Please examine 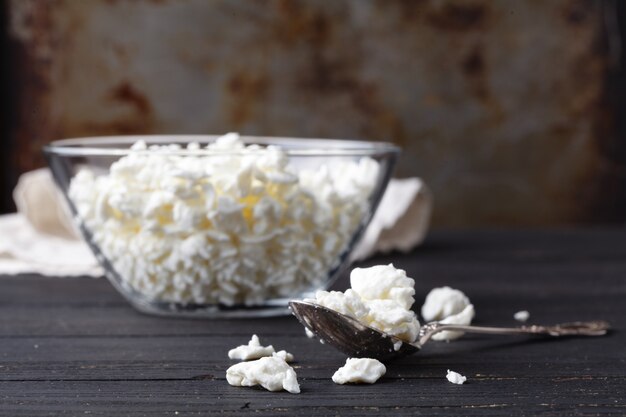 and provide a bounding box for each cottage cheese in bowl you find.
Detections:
[45,134,398,317]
